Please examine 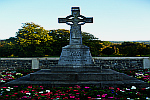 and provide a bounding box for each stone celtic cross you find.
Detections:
[58,7,93,45]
